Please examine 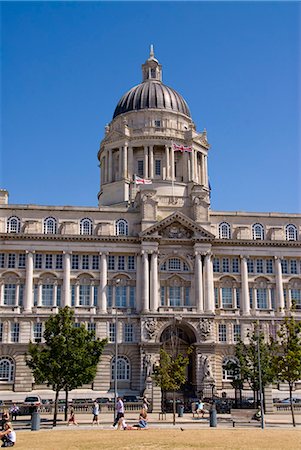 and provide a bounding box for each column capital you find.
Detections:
[26,250,35,255]
[240,255,249,260]
[63,251,72,255]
